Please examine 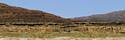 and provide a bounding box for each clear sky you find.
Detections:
[0,0,125,18]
